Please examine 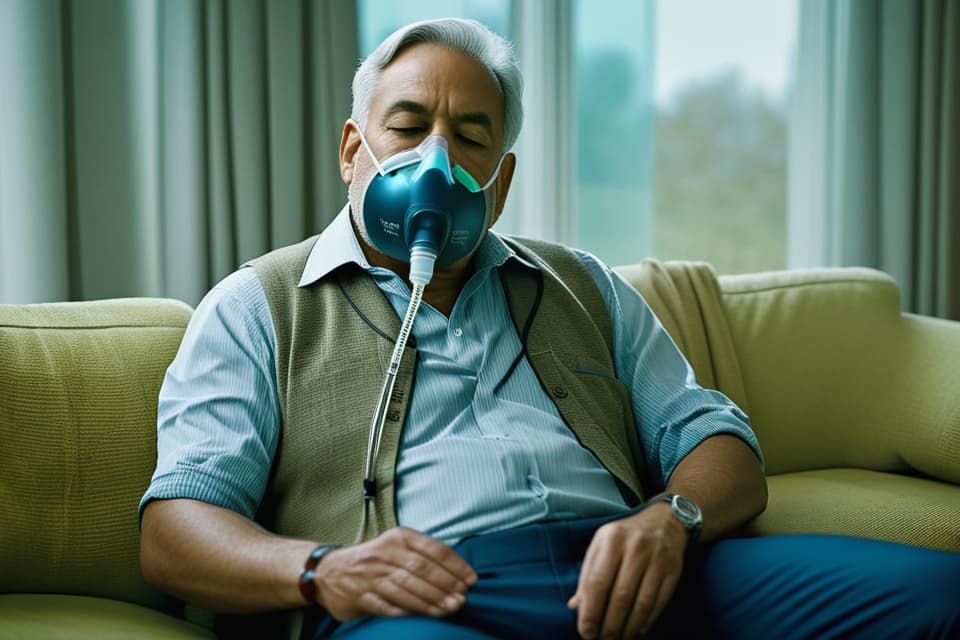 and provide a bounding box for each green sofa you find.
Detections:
[2,263,958,637]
